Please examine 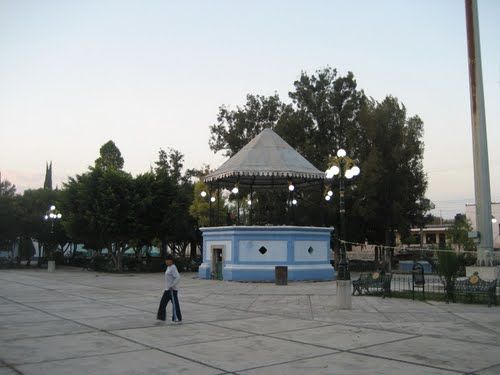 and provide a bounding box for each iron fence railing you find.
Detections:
[351,272,498,305]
